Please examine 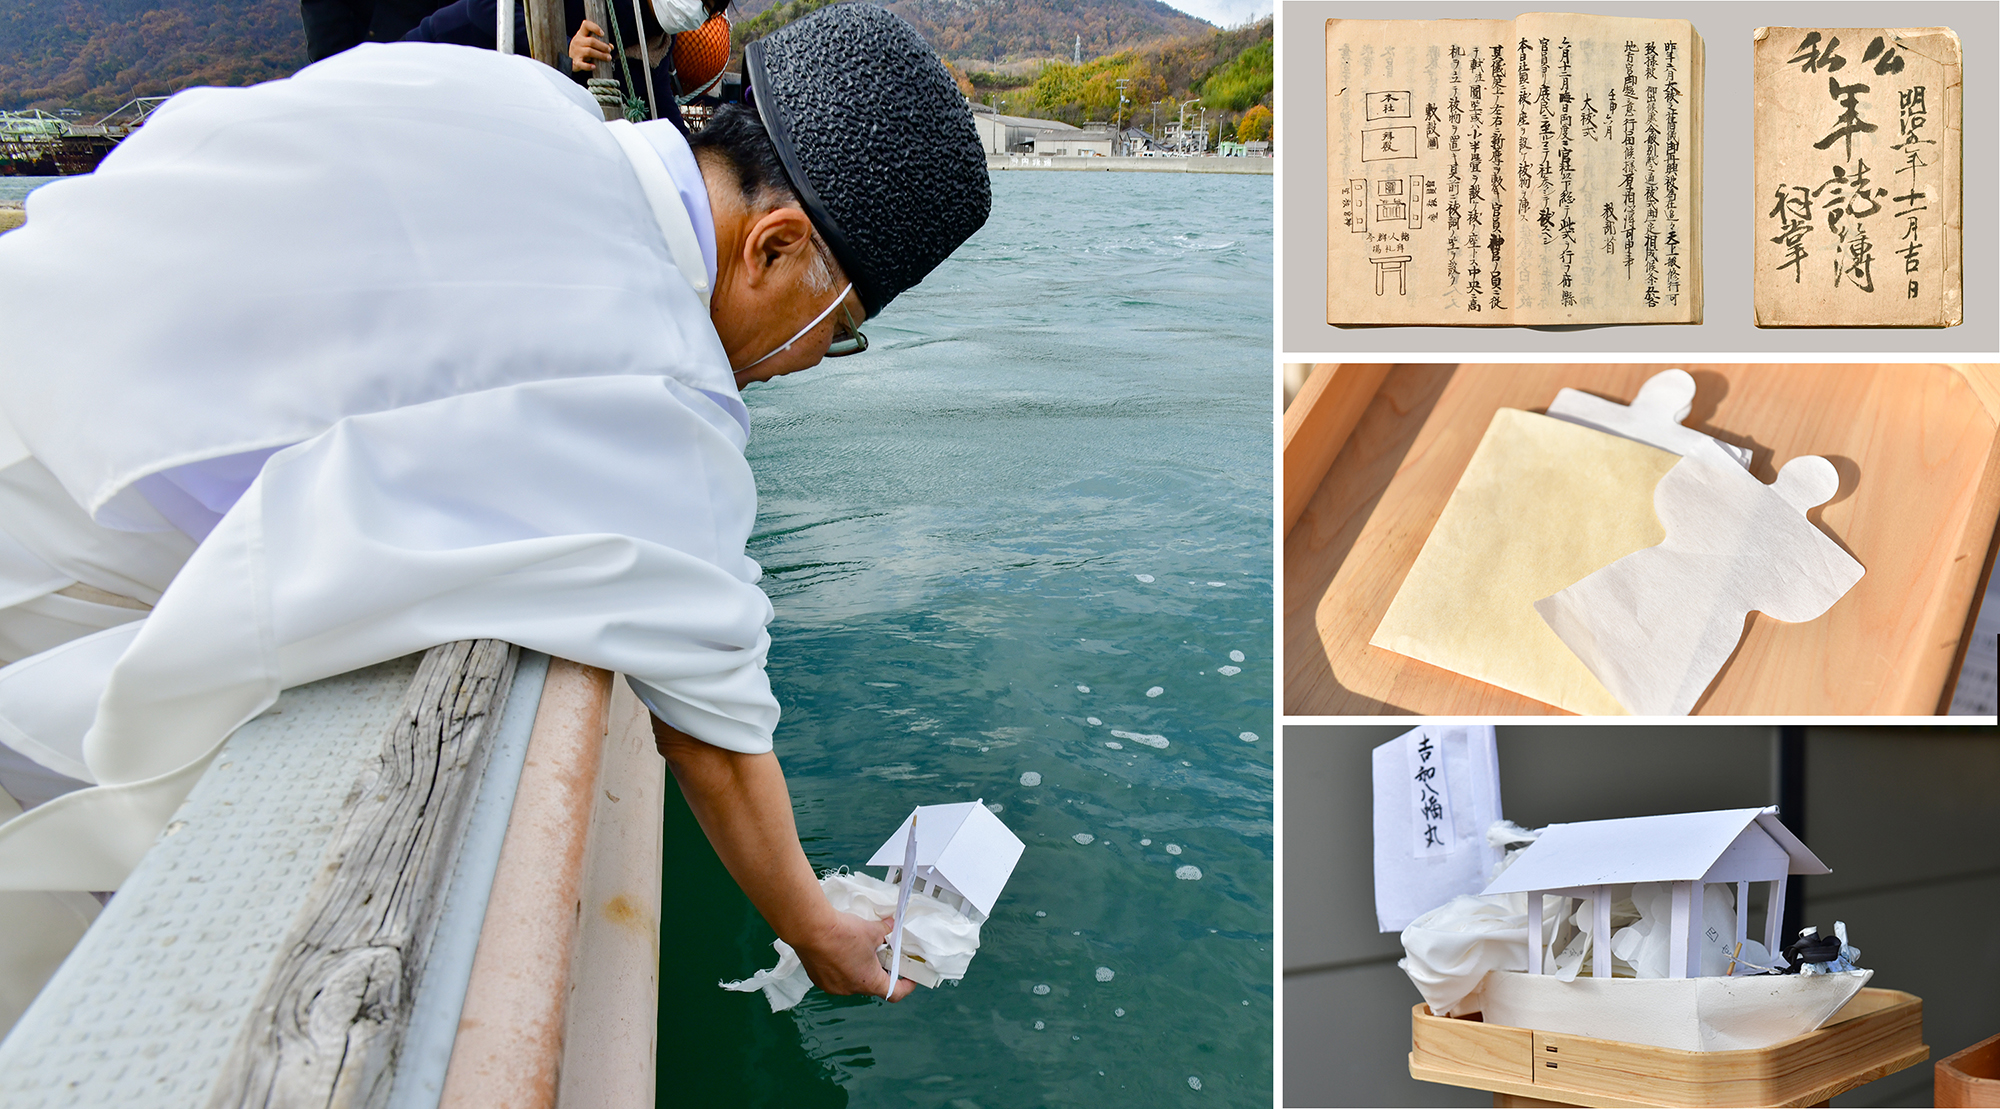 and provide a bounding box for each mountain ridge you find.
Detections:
[2,0,1221,113]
